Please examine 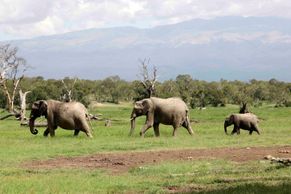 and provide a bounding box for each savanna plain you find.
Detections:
[0,104,291,193]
